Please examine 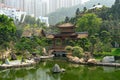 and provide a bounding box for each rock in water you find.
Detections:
[52,64,61,73]
[102,56,115,63]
